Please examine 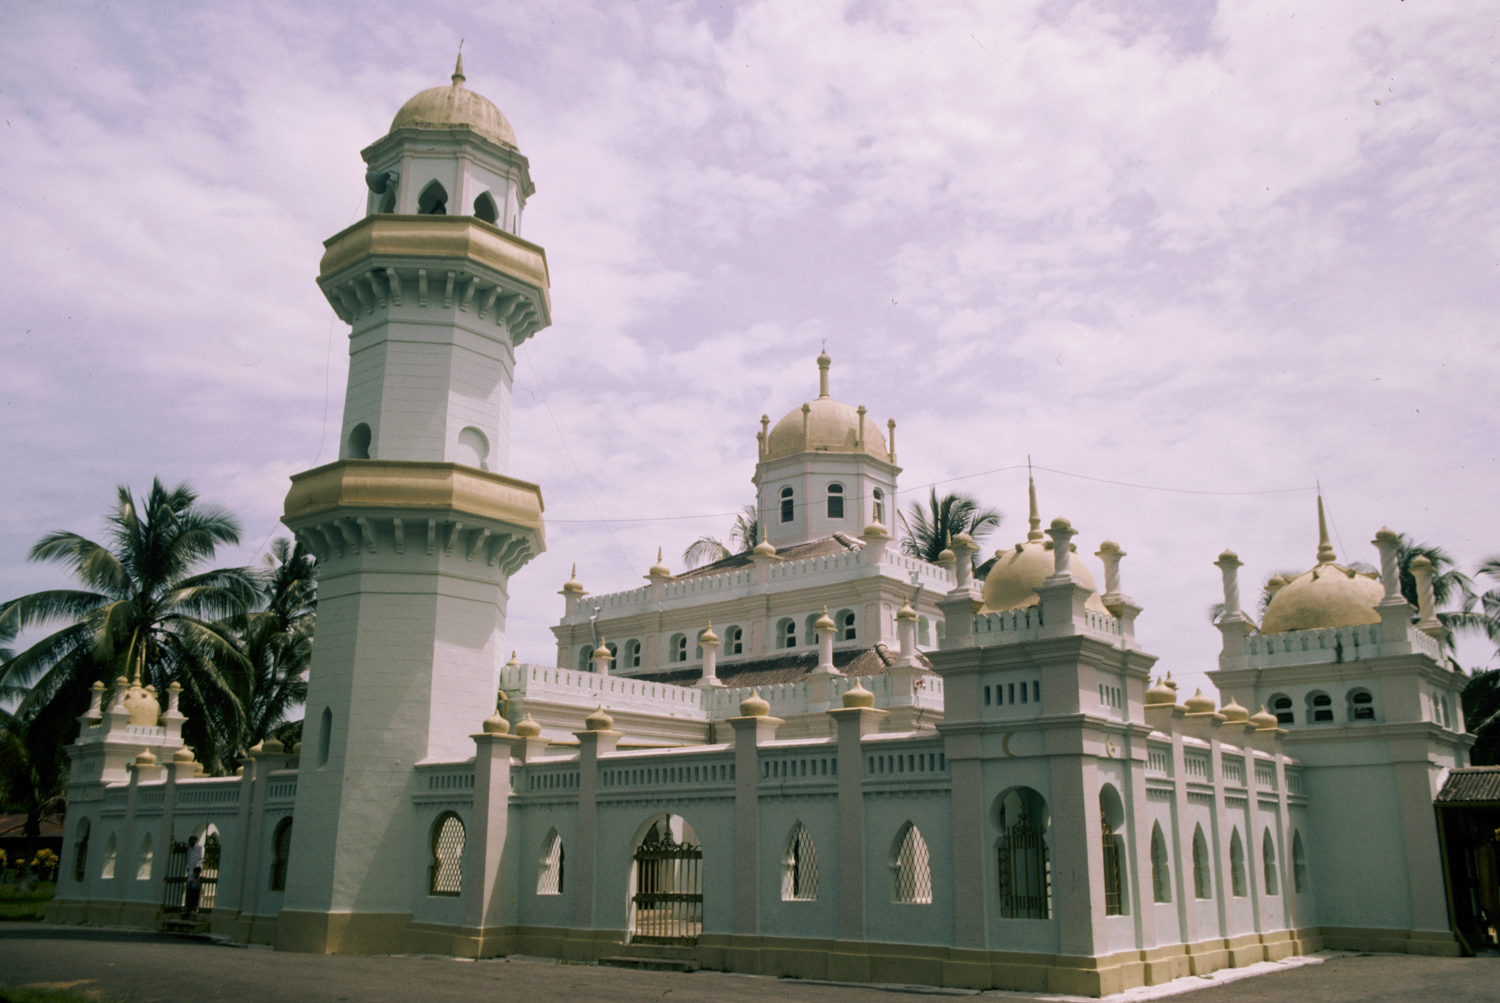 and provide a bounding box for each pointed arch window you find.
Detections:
[1192,826,1212,899]
[891,823,932,904]
[1292,830,1308,893]
[1262,830,1279,895]
[538,829,565,895]
[270,818,293,891]
[417,179,448,215]
[1099,787,1126,915]
[101,833,117,880]
[1229,828,1247,897]
[429,813,465,896]
[136,833,154,881]
[997,790,1050,919]
[1151,824,1172,903]
[782,822,819,901]
[671,634,688,663]
[318,707,333,767]
[72,818,91,884]
[473,190,499,224]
